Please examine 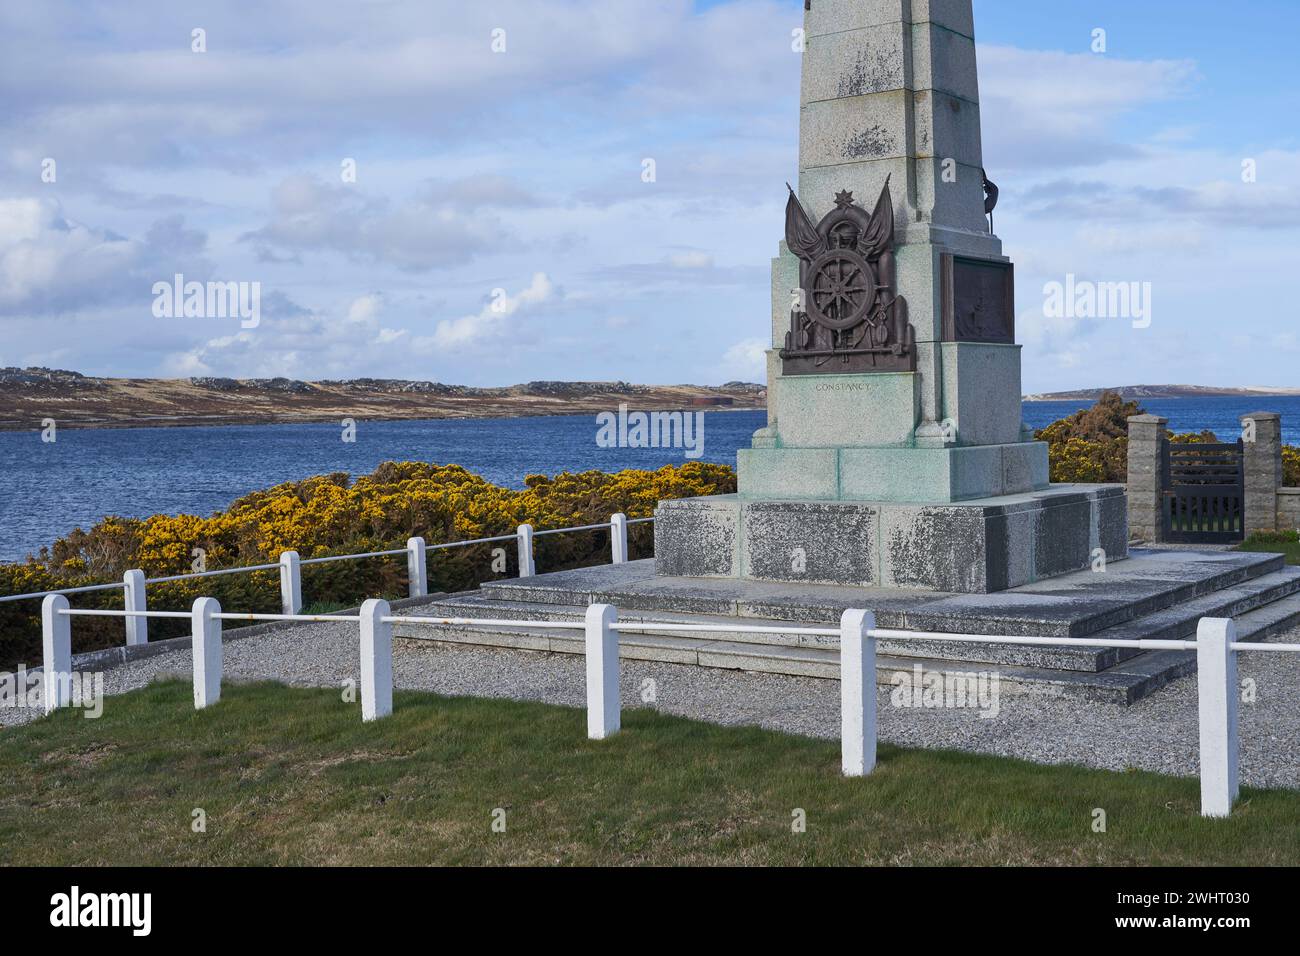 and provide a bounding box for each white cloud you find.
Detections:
[667,251,714,269]
[0,197,138,311]
[978,45,1198,171]
[420,273,555,352]
[719,337,768,381]
[163,291,407,378]
[243,175,509,272]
